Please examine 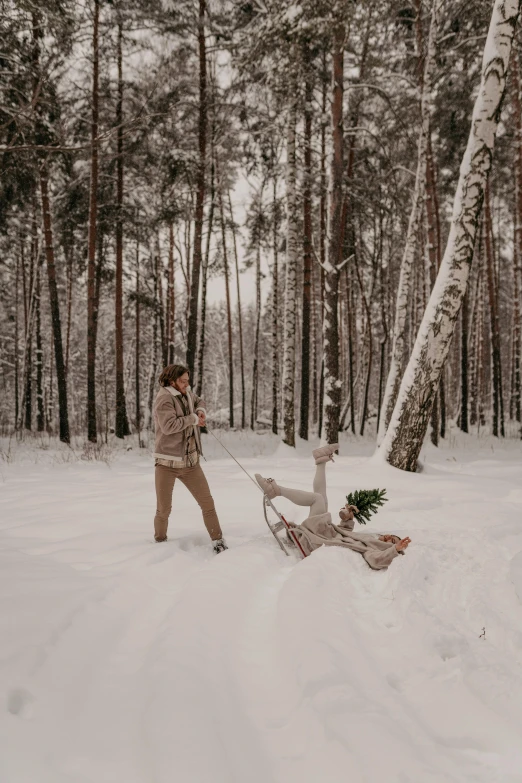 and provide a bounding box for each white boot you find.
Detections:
[312,443,339,465]
[255,474,281,499]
